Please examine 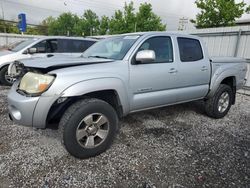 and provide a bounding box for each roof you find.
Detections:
[91,31,201,39]
[236,19,250,25]
[35,36,98,41]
